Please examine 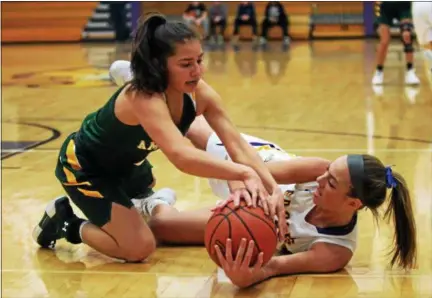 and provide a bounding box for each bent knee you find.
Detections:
[122,235,157,262]
[402,31,412,43]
